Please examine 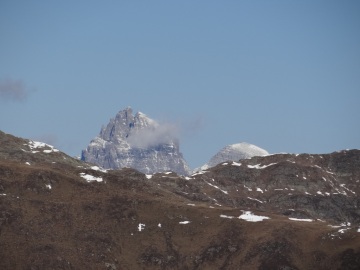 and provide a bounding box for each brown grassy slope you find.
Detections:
[1,159,360,270]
